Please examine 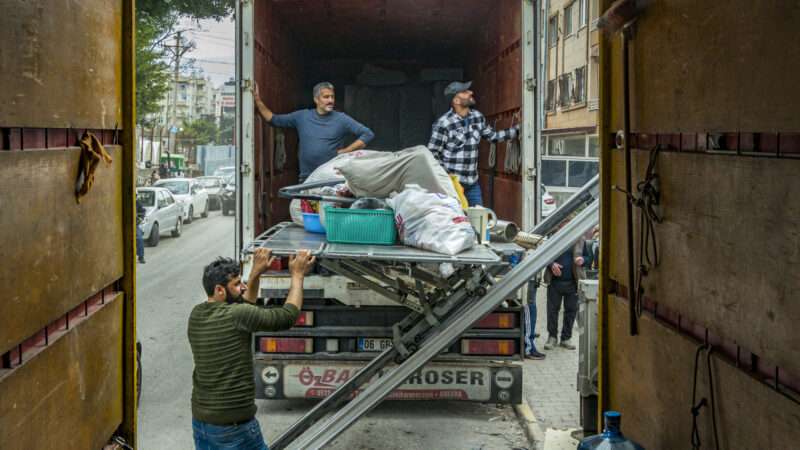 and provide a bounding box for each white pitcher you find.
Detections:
[466,206,497,244]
